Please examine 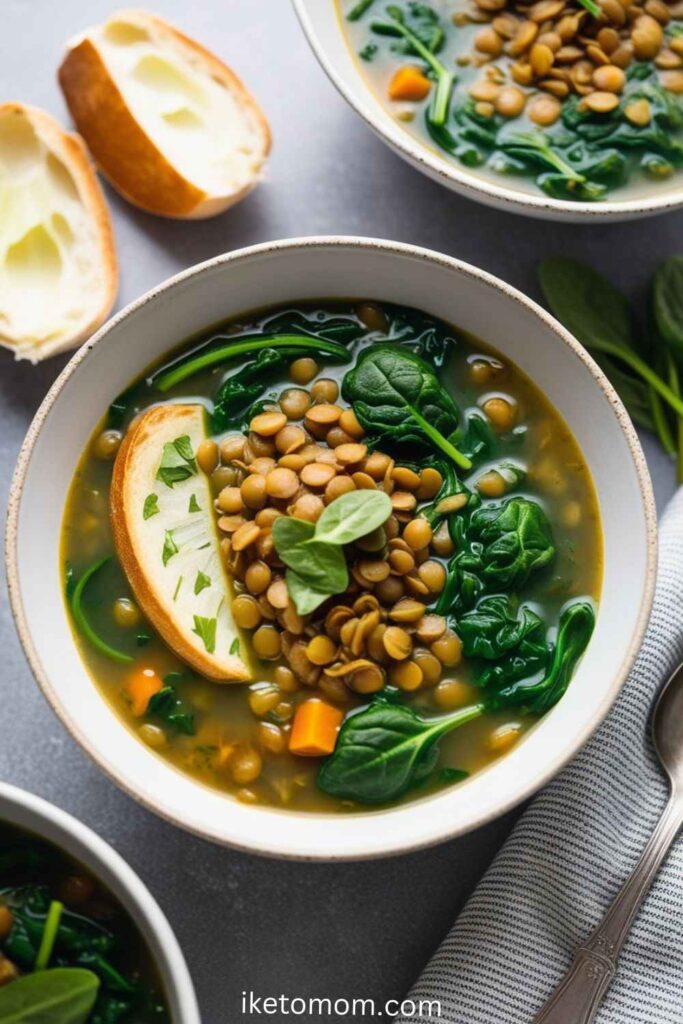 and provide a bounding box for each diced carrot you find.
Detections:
[289,699,344,757]
[126,668,162,717]
[388,66,432,102]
